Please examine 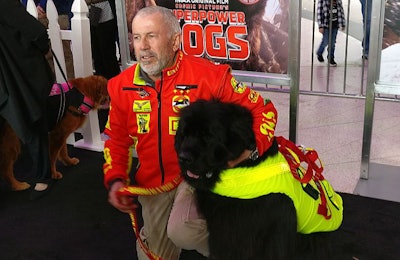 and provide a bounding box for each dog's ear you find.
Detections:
[69,75,108,105]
